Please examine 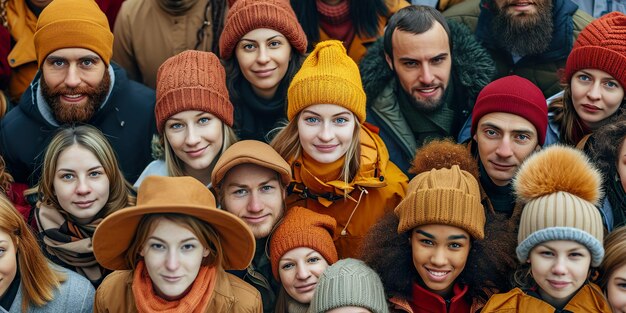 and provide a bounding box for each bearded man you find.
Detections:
[0,0,156,186]
[444,0,593,97]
